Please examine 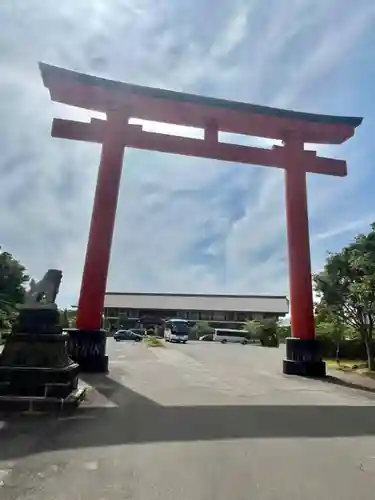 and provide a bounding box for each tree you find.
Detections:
[314,310,348,364]
[243,318,279,346]
[190,321,213,339]
[0,246,29,314]
[314,223,375,370]
[259,317,279,346]
[0,309,11,331]
[65,309,77,328]
[277,325,291,342]
[59,309,70,328]
[115,313,128,329]
[243,320,262,341]
[0,247,29,334]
